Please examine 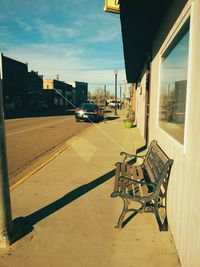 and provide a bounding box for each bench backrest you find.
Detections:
[143,140,173,184]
